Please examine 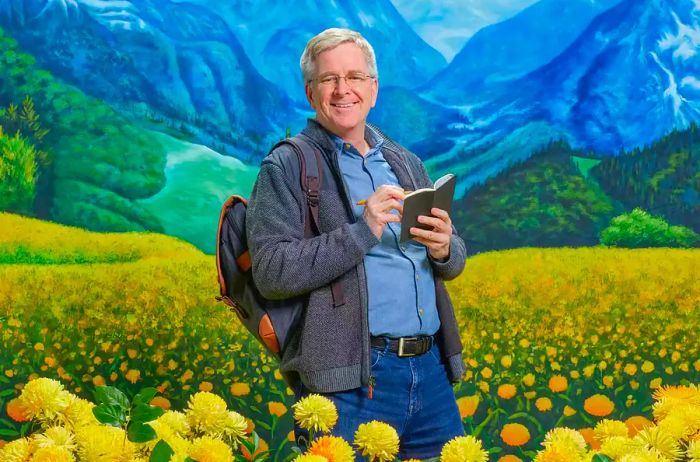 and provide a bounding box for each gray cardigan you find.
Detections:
[246,119,467,393]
